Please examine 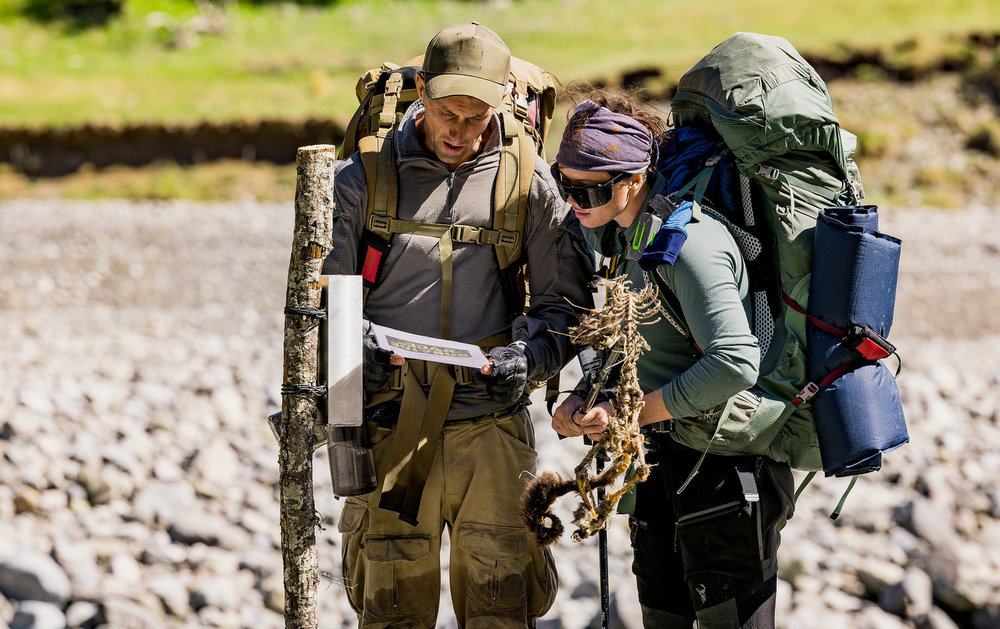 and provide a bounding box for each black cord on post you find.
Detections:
[283,306,328,319]
[280,383,327,397]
